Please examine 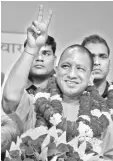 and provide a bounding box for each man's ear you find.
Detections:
[54,55,57,66]
[53,56,58,71]
[109,59,111,71]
